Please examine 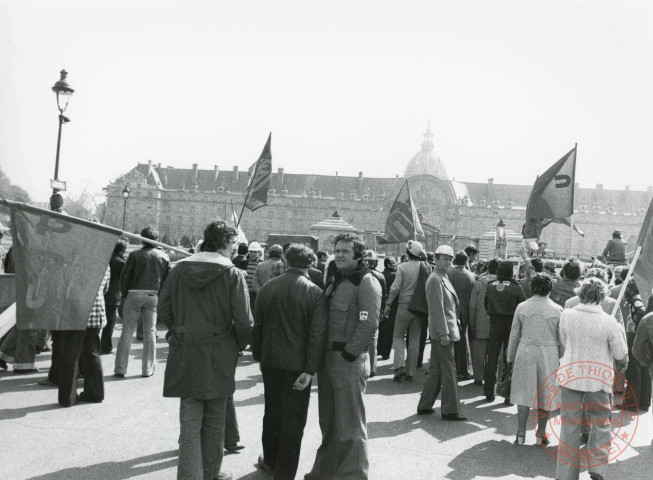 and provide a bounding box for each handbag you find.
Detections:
[496,366,512,399]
